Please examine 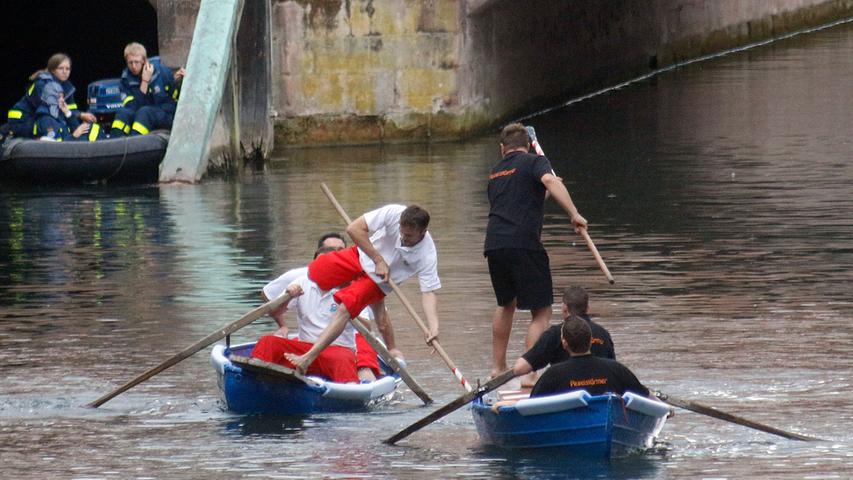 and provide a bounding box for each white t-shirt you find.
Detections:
[263,266,307,301]
[288,274,356,349]
[358,204,441,294]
